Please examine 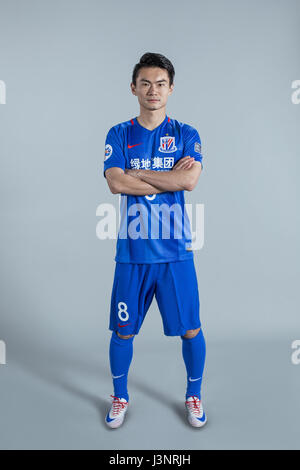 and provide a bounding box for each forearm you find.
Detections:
[134,169,191,192]
[113,173,165,196]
